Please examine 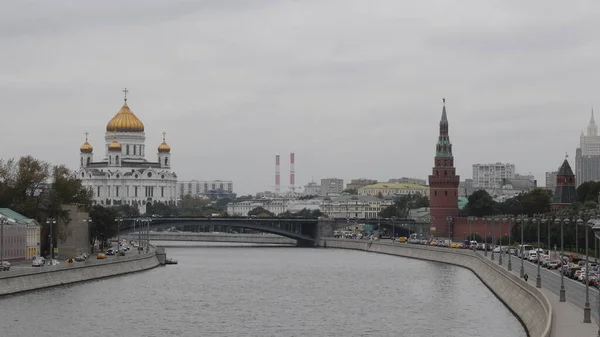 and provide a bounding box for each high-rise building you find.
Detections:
[576,110,600,186]
[303,181,321,196]
[545,171,558,190]
[428,99,460,238]
[320,178,344,196]
[472,163,515,188]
